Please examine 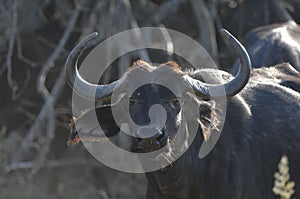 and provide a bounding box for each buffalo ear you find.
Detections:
[68,118,80,145]
[95,104,121,137]
[67,104,121,145]
[198,100,218,141]
[184,92,219,141]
